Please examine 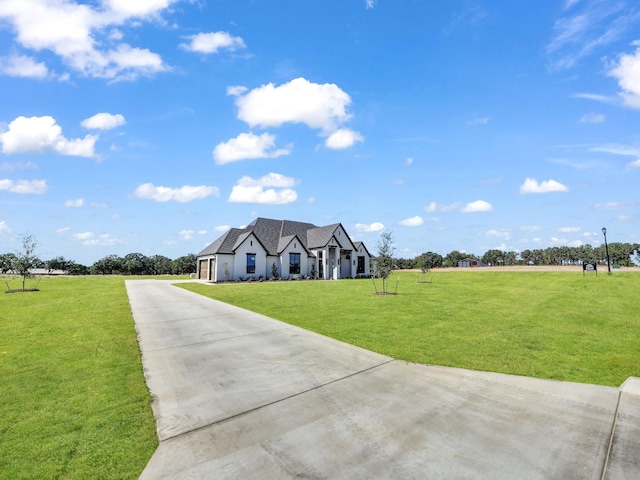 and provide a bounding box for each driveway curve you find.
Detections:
[126,280,639,479]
